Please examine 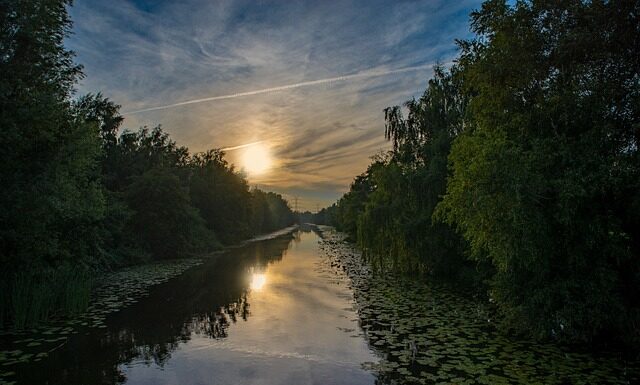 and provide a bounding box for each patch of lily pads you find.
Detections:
[0,258,203,384]
[317,226,640,385]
